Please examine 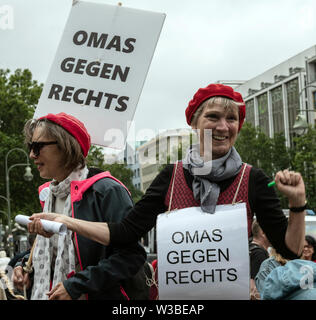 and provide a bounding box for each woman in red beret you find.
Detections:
[29,85,306,296]
[12,113,146,300]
